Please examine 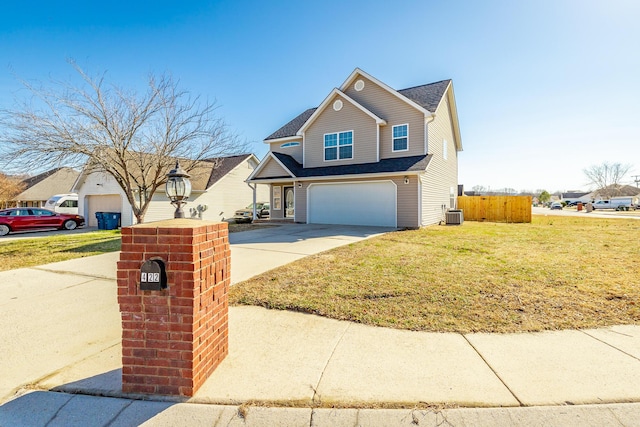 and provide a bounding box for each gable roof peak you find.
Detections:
[296,88,386,136]
[264,68,458,143]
